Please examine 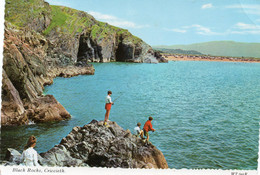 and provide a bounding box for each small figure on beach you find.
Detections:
[134,122,144,139]
[104,90,114,126]
[20,135,40,166]
[143,116,156,144]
